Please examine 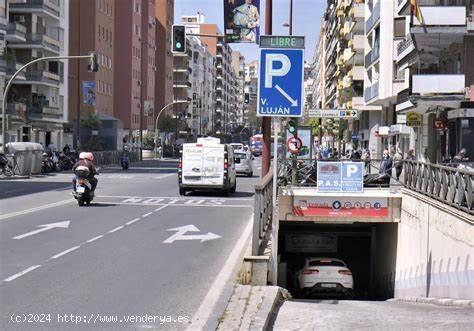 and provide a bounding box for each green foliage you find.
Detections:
[158,114,175,132]
[143,132,155,150]
[80,114,102,129]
